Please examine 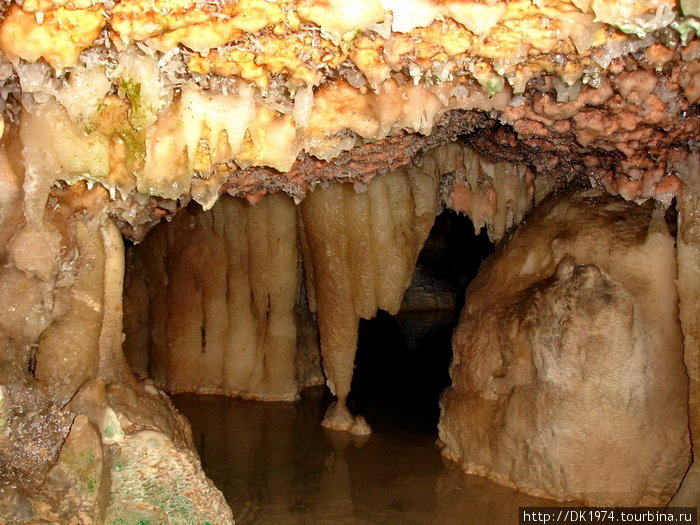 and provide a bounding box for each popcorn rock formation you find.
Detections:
[1,0,698,218]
